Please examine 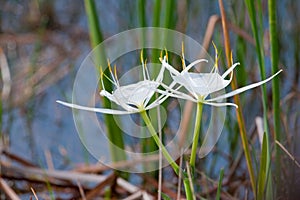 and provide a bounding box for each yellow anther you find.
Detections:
[164,48,168,62]
[181,57,186,70]
[181,41,186,69]
[160,50,163,60]
[212,41,219,70]
[140,49,144,64]
[114,64,118,80]
[100,66,103,77]
[99,66,105,89]
[181,41,185,56]
[107,59,113,73]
